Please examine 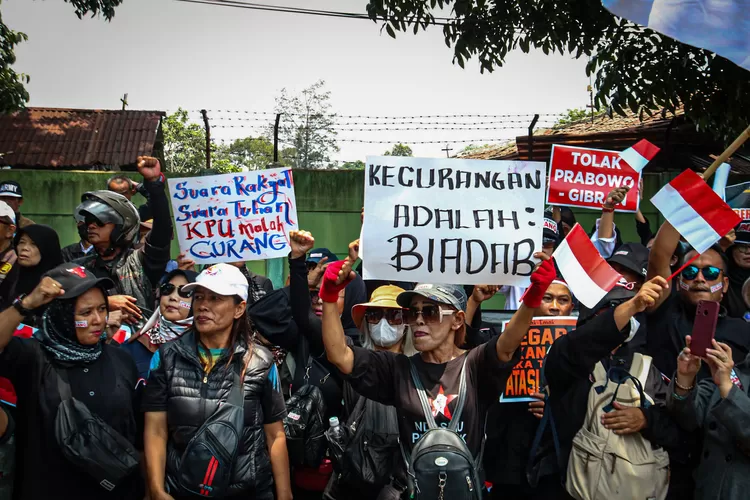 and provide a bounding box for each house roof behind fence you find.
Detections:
[0,108,165,169]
